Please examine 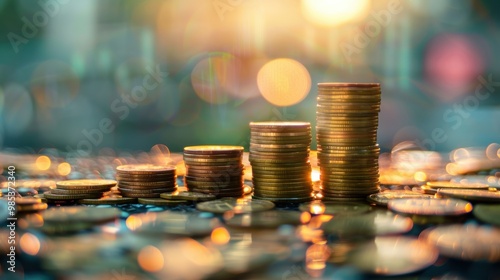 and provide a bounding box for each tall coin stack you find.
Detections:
[316,83,381,201]
[116,164,177,198]
[184,146,244,197]
[249,122,313,202]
